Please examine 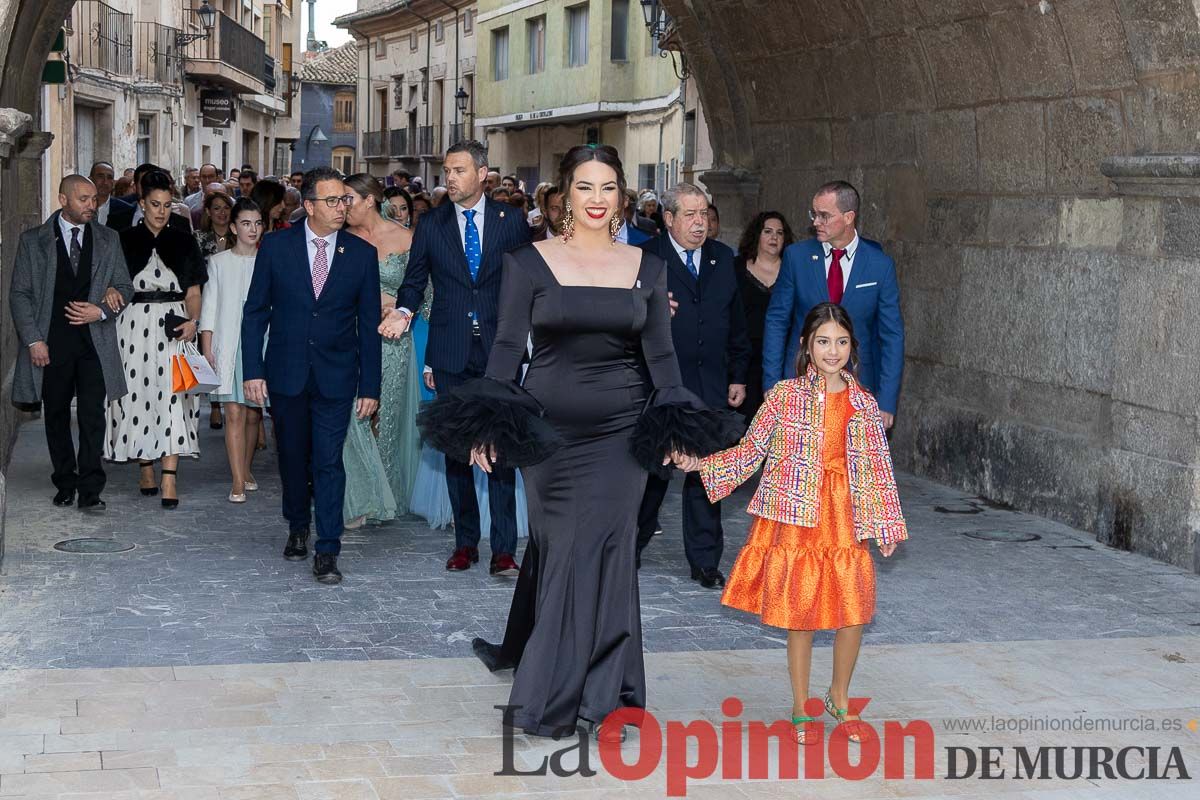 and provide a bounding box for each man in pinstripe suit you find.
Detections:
[383,140,532,575]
